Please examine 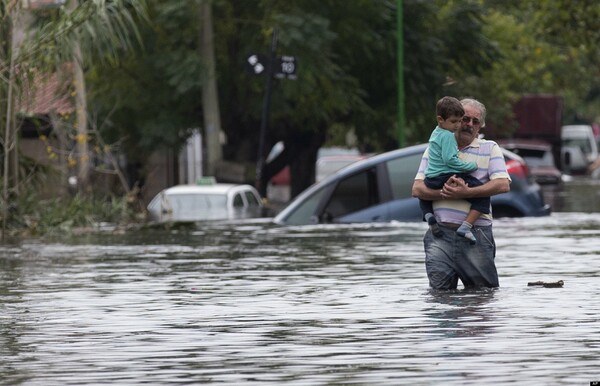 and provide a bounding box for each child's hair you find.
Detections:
[436,96,464,120]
